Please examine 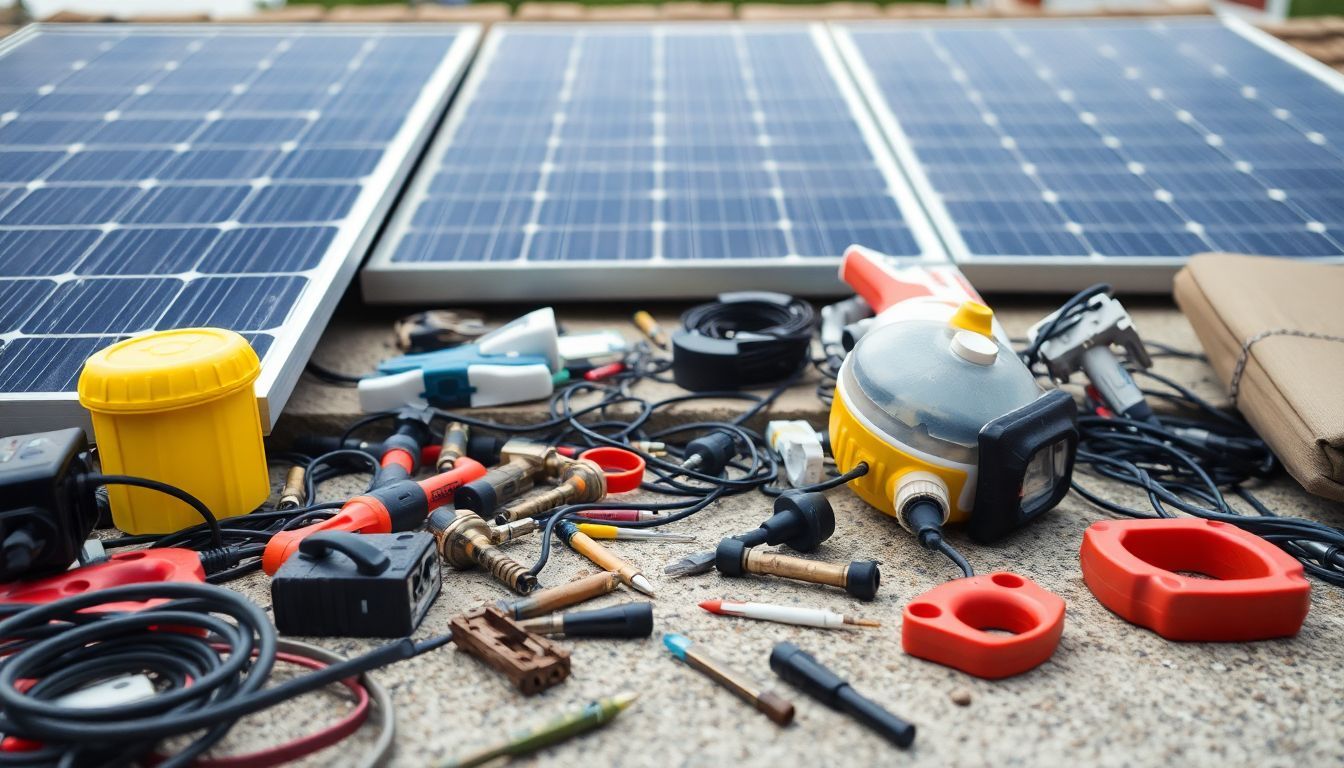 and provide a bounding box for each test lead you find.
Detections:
[700,599,880,630]
[575,523,694,543]
[632,310,669,349]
